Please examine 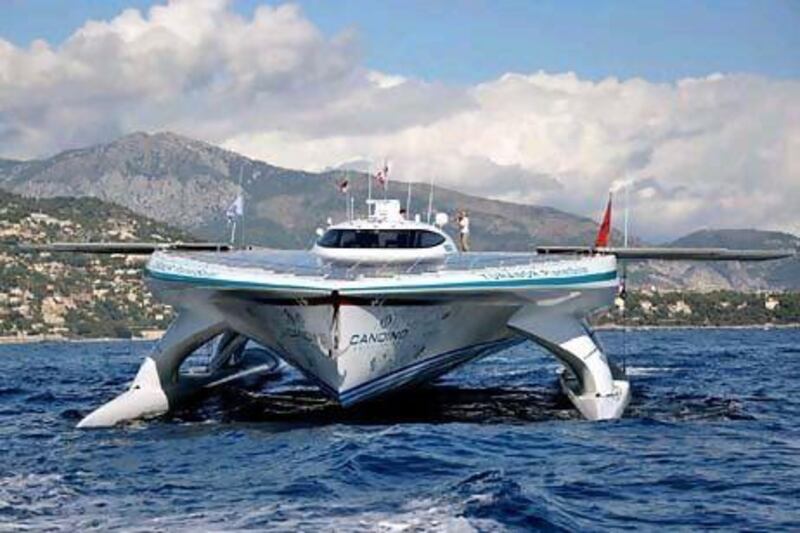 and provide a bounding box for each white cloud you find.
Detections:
[0,0,798,240]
